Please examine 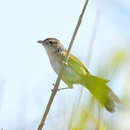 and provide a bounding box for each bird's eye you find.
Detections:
[49,41,53,44]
